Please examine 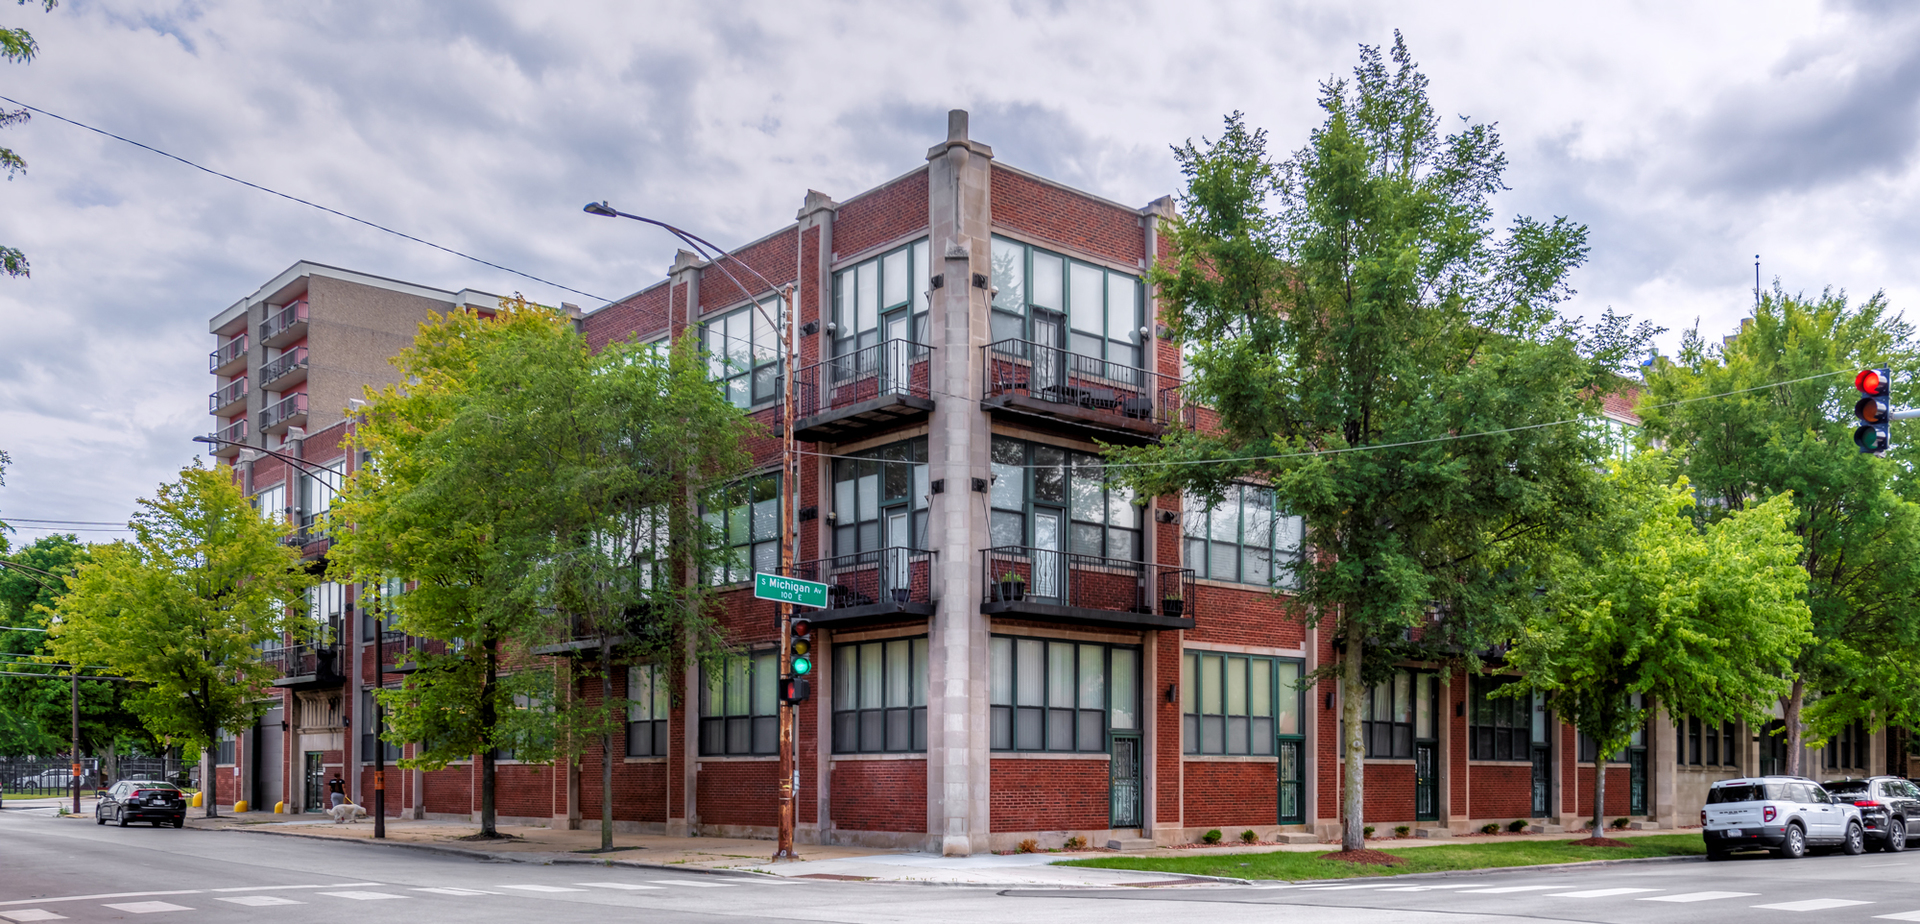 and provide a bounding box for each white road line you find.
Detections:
[1874,913,1920,922]
[646,880,737,888]
[211,884,381,893]
[317,892,405,901]
[1459,885,1561,894]
[498,885,588,893]
[1376,885,1478,892]
[574,883,664,891]
[410,888,496,896]
[214,896,304,907]
[0,892,200,908]
[1754,899,1874,912]
[1642,892,1758,903]
[1549,888,1661,898]
[1298,883,1396,891]
[0,911,66,922]
[99,903,193,914]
